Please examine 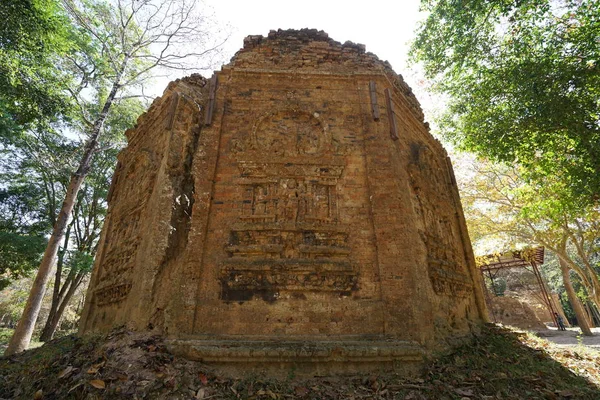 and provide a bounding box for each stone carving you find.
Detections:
[224,159,354,298]
[250,110,328,156]
[240,178,338,224]
[409,143,473,297]
[95,282,133,306]
[94,140,159,304]
[221,268,358,301]
[239,162,343,180]
[220,109,356,299]
[222,227,355,299]
[80,30,487,376]
[237,161,344,228]
[227,229,350,260]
